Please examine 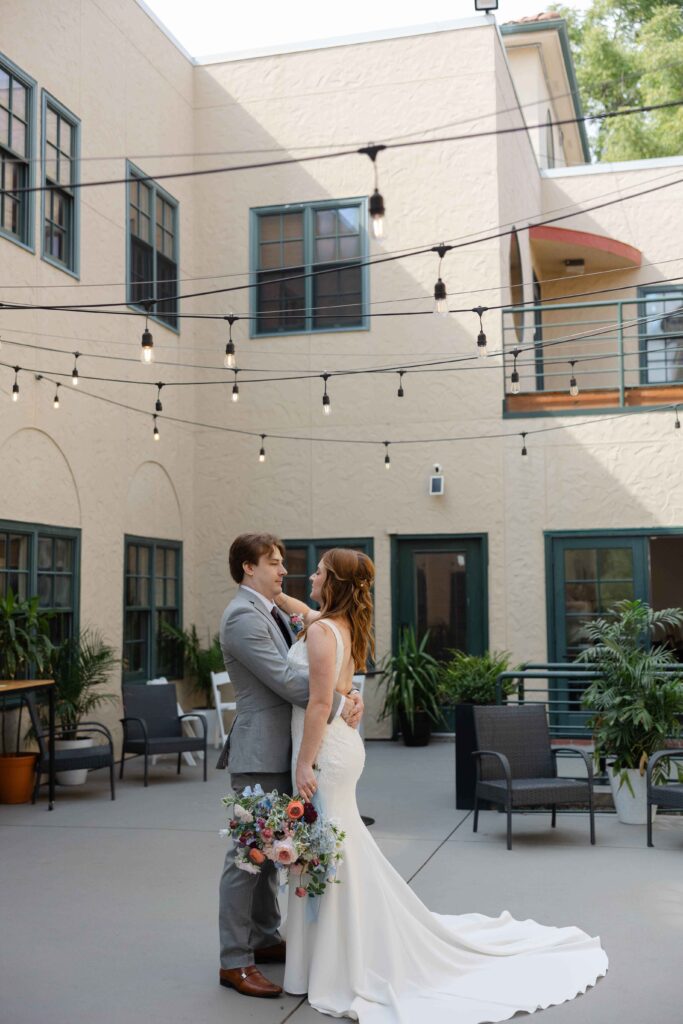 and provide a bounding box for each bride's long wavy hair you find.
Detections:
[311,548,375,671]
